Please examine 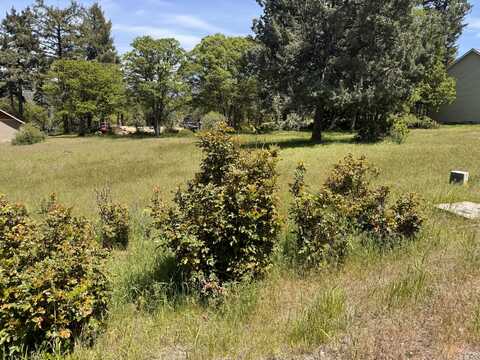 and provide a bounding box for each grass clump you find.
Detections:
[290,287,348,347]
[11,123,46,145]
[0,194,109,357]
[384,261,431,308]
